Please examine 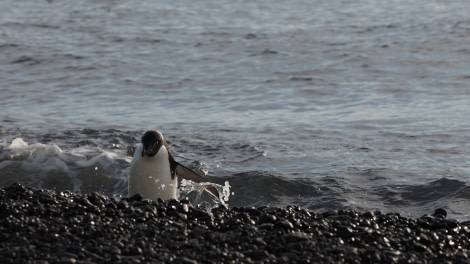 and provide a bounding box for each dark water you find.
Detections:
[1,0,470,219]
